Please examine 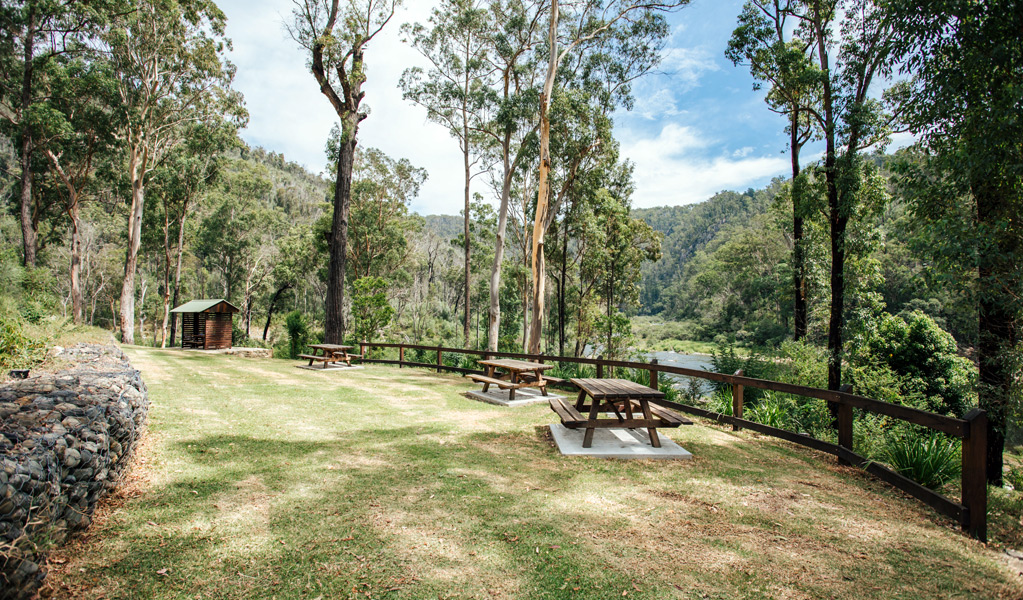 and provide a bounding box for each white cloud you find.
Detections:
[732,146,753,158]
[619,124,789,207]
